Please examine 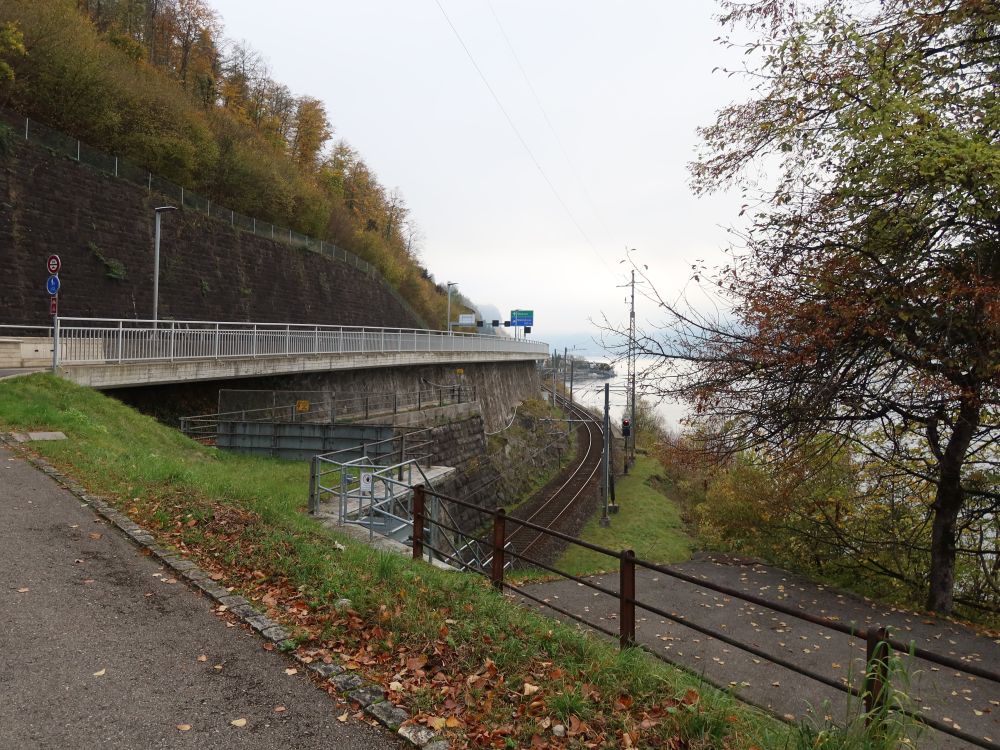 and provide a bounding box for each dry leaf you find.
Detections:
[284,668,297,676]
[337,712,349,723]
[428,717,446,730]
[523,682,540,696]
[230,718,247,727]
[89,532,102,540]
[93,668,106,677]
[196,655,208,662]
[176,724,191,732]
[16,587,29,593]
[274,706,286,713]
